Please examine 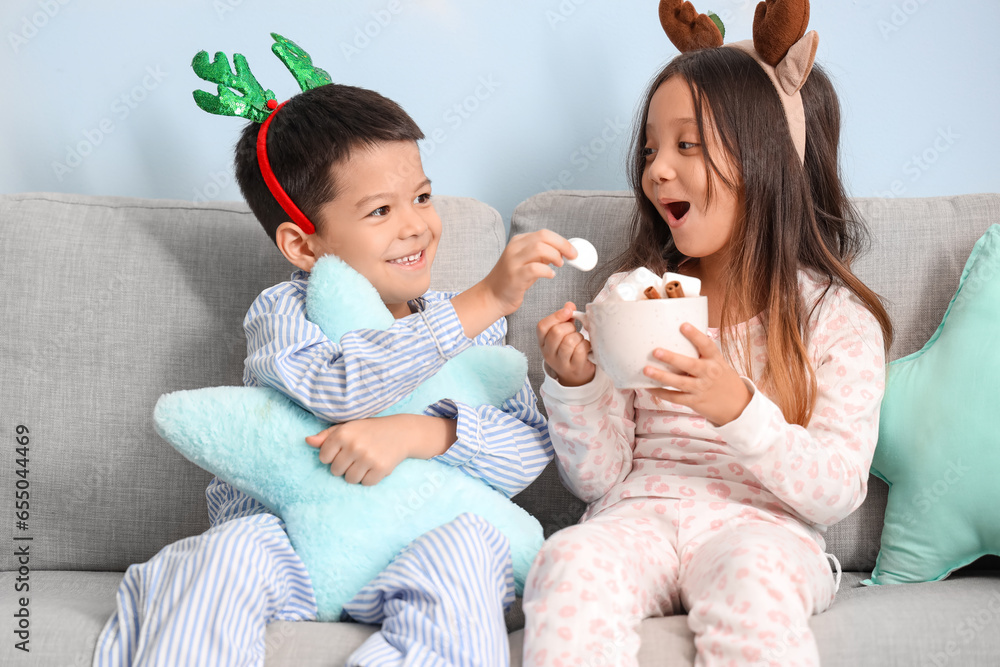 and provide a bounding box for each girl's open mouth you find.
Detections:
[666,201,690,221]
[663,200,691,227]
